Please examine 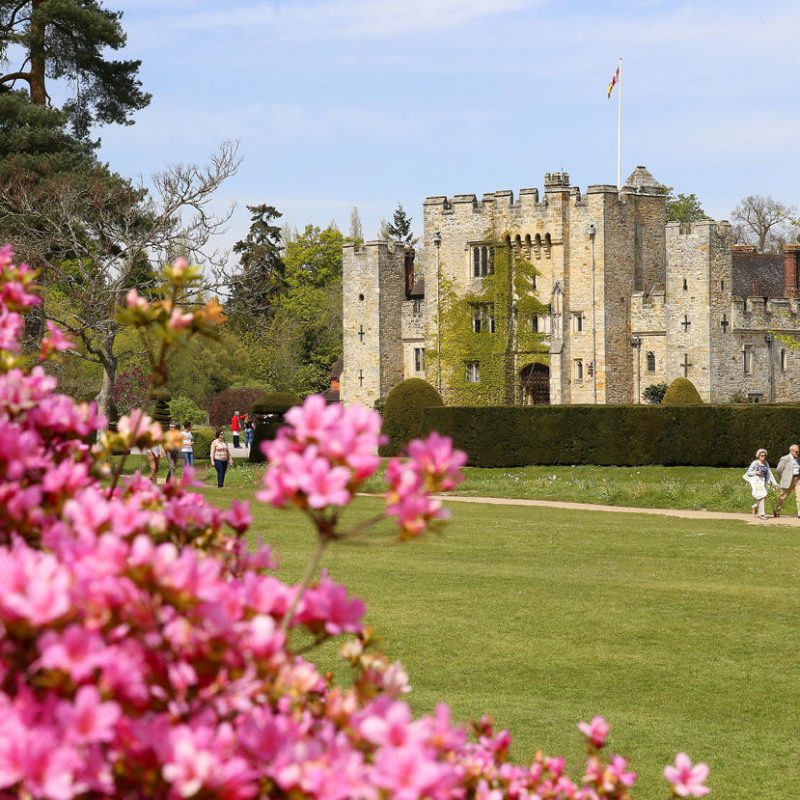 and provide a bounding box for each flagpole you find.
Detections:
[616,57,623,191]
